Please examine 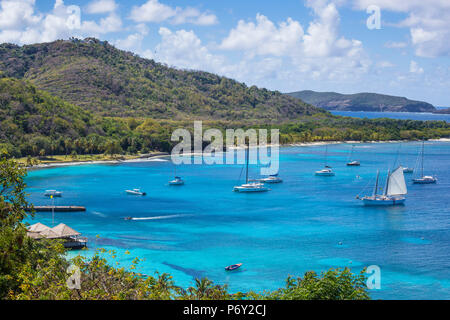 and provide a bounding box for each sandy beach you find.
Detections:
[26,138,450,170]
